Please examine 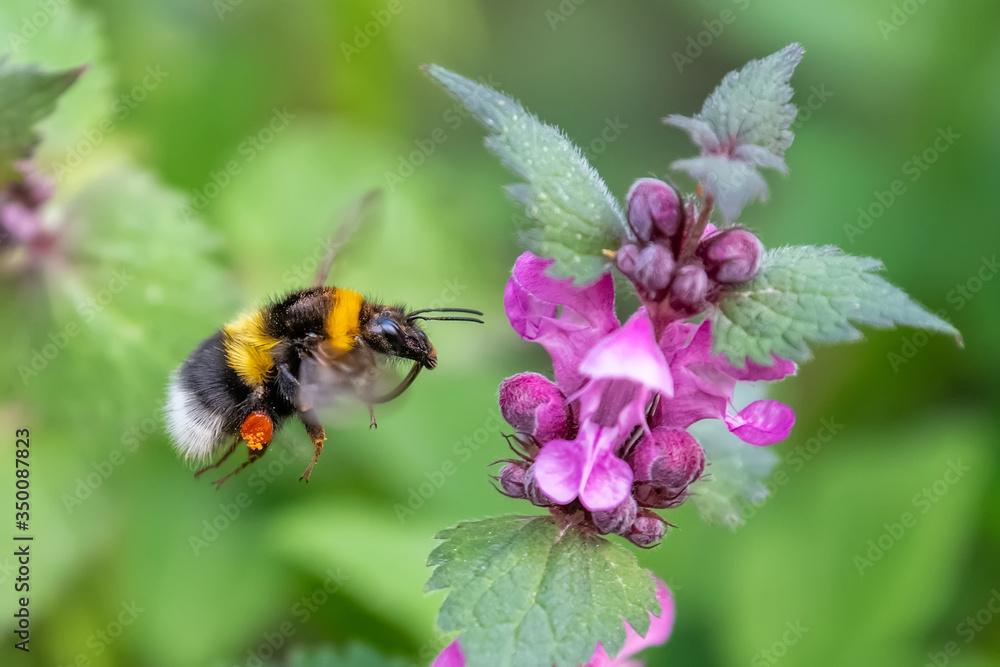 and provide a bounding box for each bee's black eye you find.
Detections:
[378,320,403,344]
